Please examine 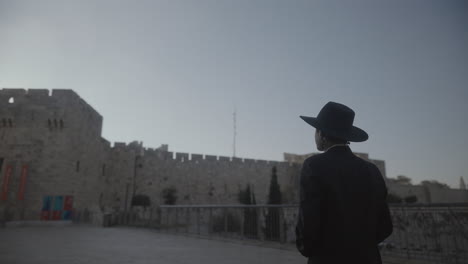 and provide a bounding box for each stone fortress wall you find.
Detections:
[102,141,301,213]
[1,88,467,222]
[0,88,110,221]
[0,88,301,221]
